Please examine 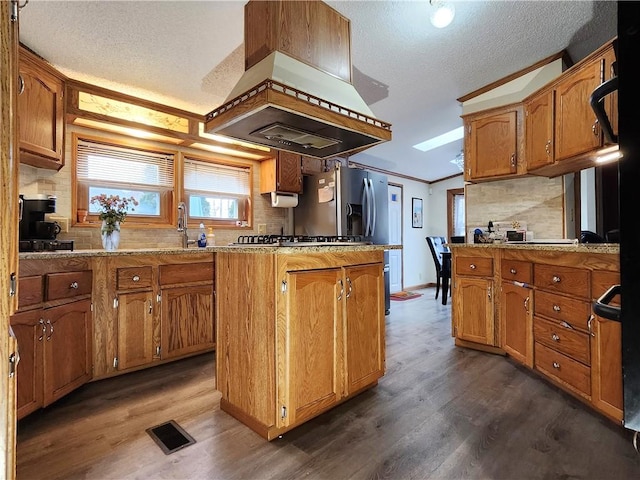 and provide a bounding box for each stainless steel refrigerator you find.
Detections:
[293,163,391,314]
